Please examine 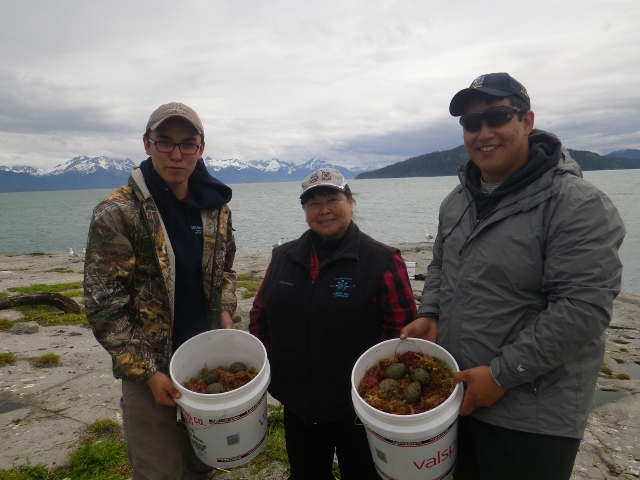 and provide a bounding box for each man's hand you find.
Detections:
[219,310,235,329]
[454,366,506,416]
[146,371,181,407]
[399,316,438,342]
